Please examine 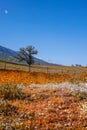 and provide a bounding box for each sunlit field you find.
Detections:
[1,70,87,129]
